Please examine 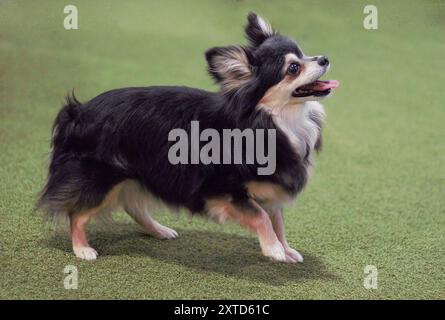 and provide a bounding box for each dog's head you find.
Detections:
[206,12,339,108]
